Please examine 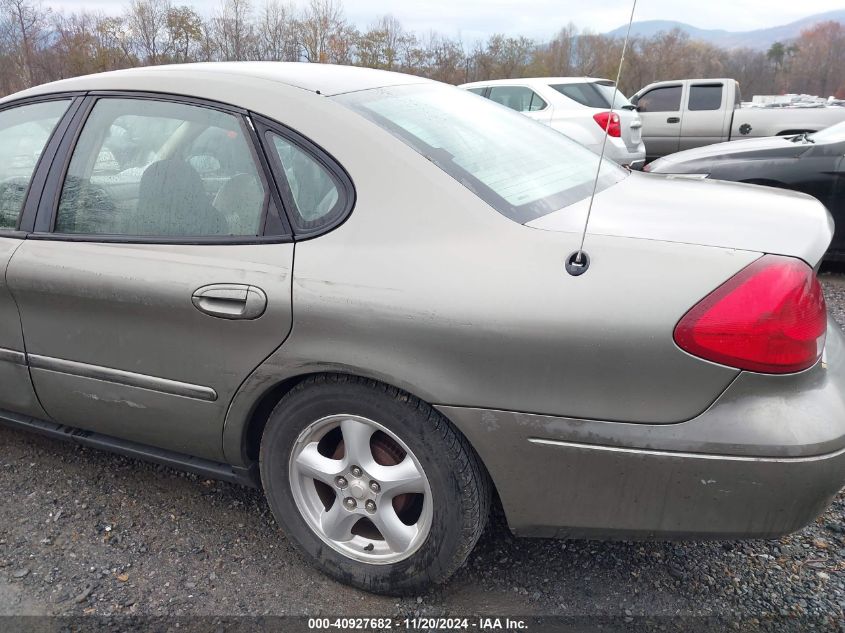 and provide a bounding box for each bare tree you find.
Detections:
[790,21,845,97]
[1,0,844,102]
[126,0,171,65]
[358,14,408,70]
[213,0,255,61]
[255,0,298,61]
[297,0,351,64]
[1,0,50,87]
[166,5,203,63]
